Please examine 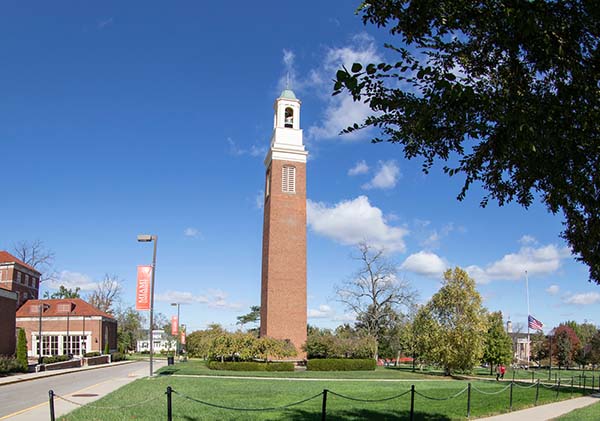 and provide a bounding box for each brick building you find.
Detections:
[16,299,117,358]
[0,288,18,355]
[0,251,41,308]
[260,89,308,357]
